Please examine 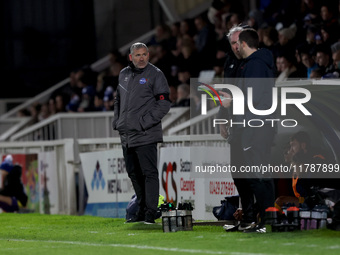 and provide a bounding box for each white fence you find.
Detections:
[0,135,227,216]
[8,107,190,142]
